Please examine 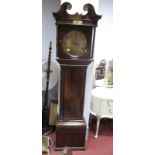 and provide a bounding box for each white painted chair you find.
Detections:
[90,87,113,138]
